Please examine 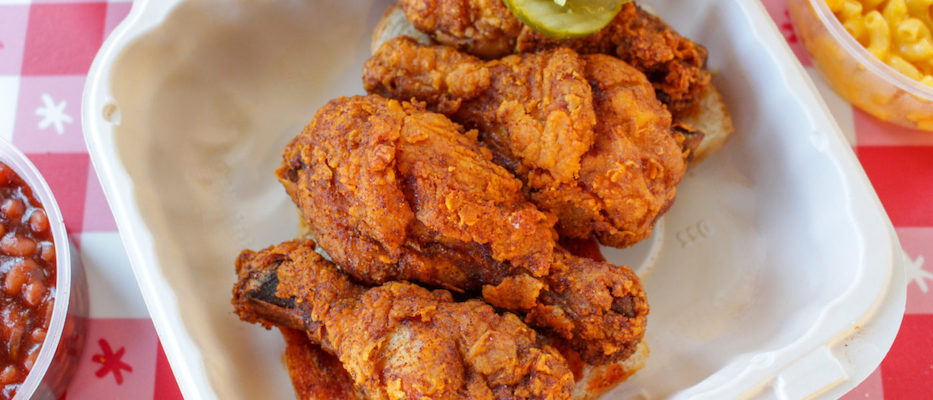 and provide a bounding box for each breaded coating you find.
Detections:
[276,95,648,364]
[234,240,575,400]
[364,39,686,247]
[399,0,524,59]
[547,53,685,246]
[515,2,710,116]
[279,94,556,285]
[397,0,710,115]
[363,37,595,183]
[280,328,366,400]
